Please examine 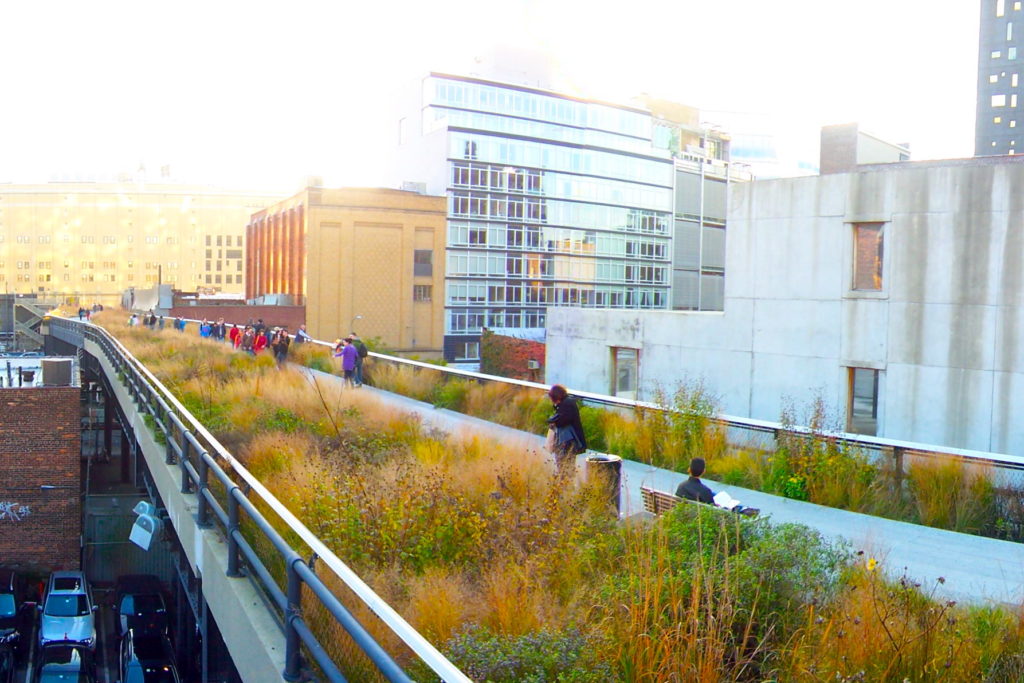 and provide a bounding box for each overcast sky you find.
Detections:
[0,0,980,190]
